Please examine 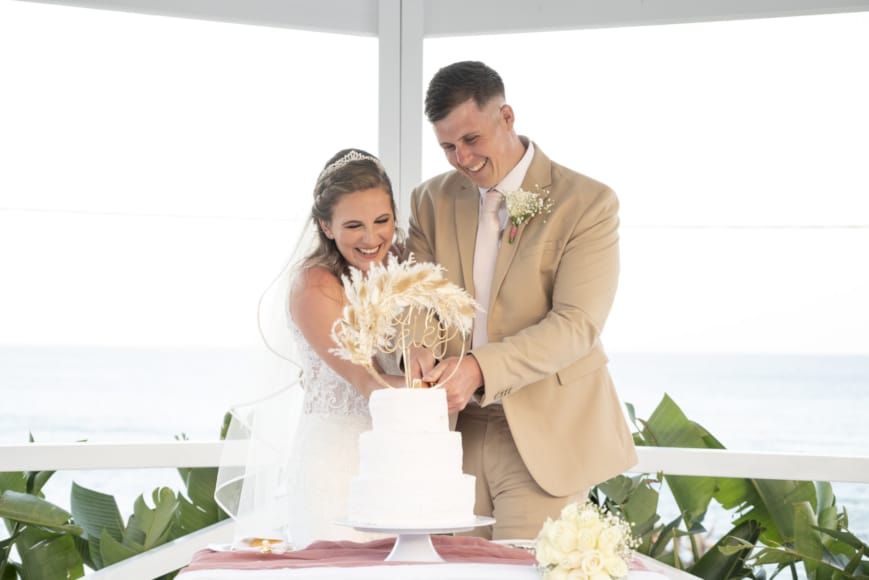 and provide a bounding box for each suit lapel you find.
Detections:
[521,144,554,199]
[490,144,554,303]
[453,183,478,294]
[490,217,517,304]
